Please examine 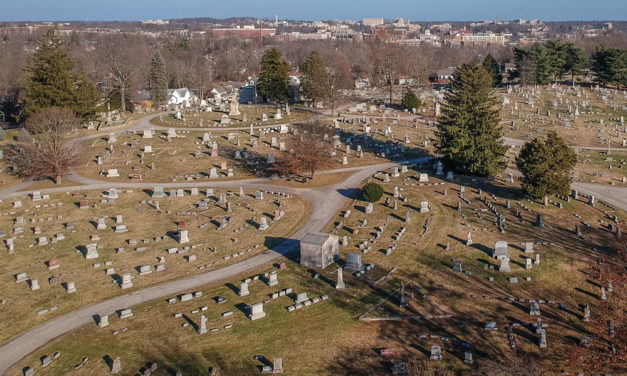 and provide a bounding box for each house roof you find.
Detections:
[168,88,192,98]
[437,69,454,76]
